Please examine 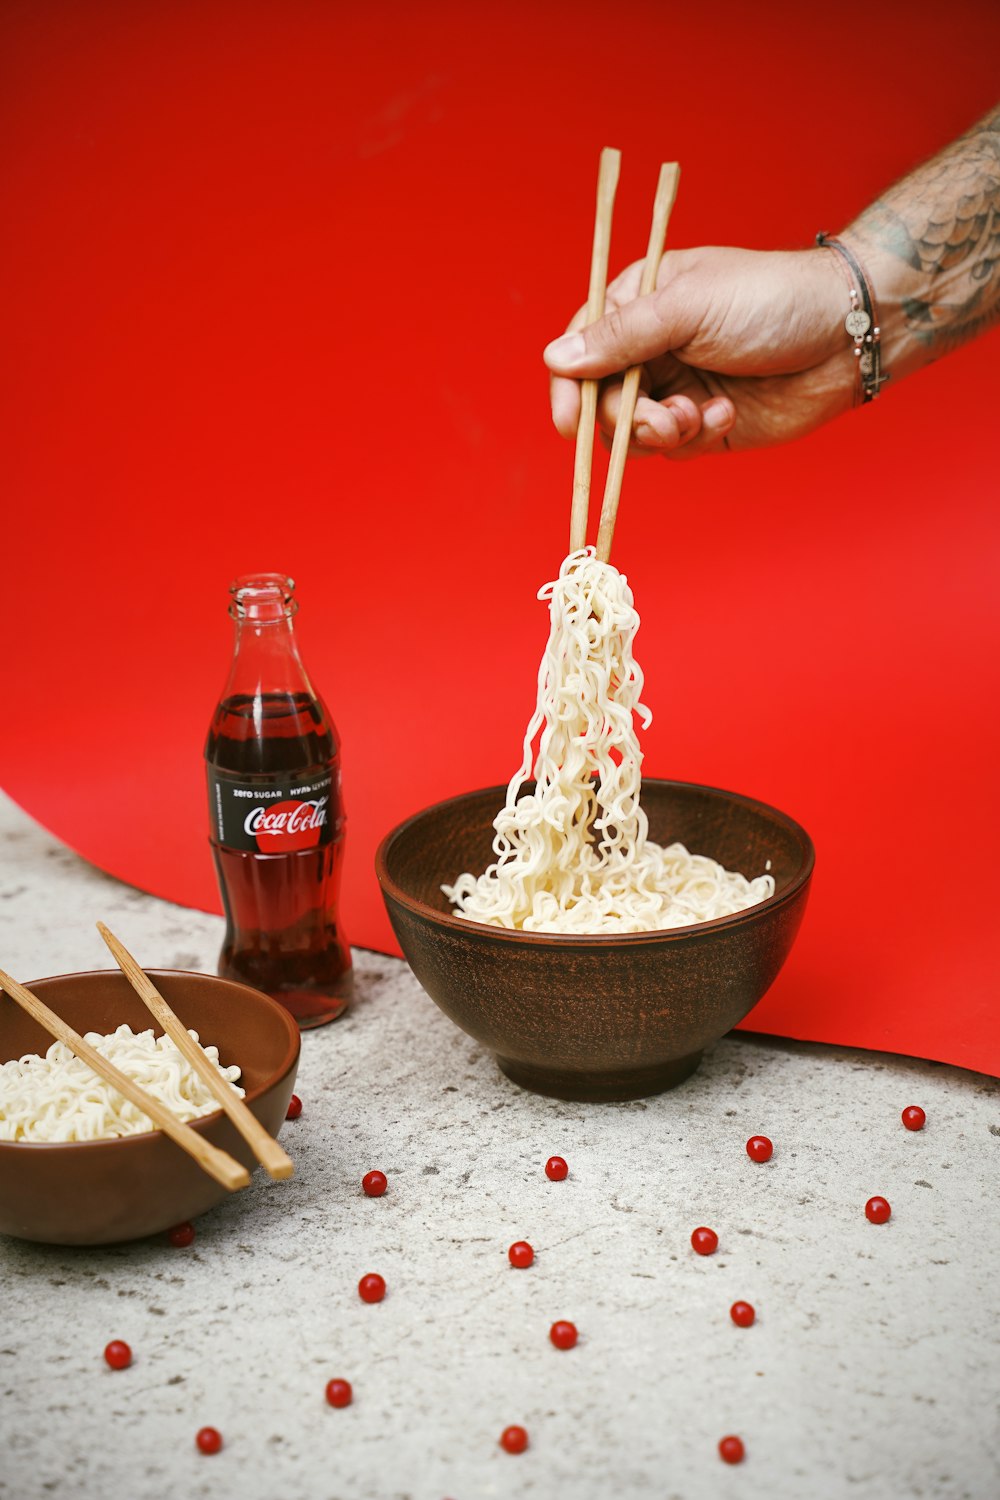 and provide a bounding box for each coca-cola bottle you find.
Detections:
[205,573,352,1027]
